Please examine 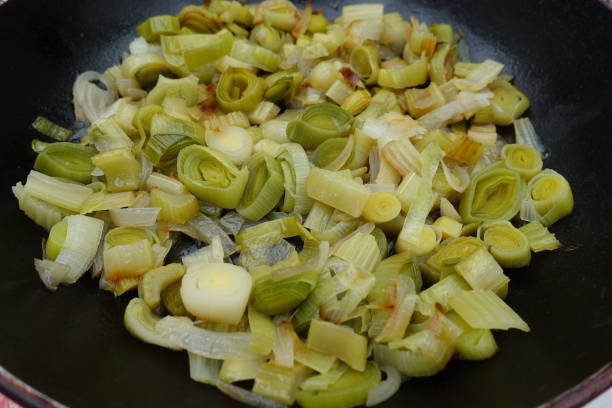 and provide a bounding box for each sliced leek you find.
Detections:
[237,153,285,221]
[216,68,266,113]
[177,145,249,209]
[34,142,95,184]
[181,262,252,325]
[459,163,524,223]
[479,221,531,268]
[527,169,574,226]
[287,103,354,149]
[448,290,530,332]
